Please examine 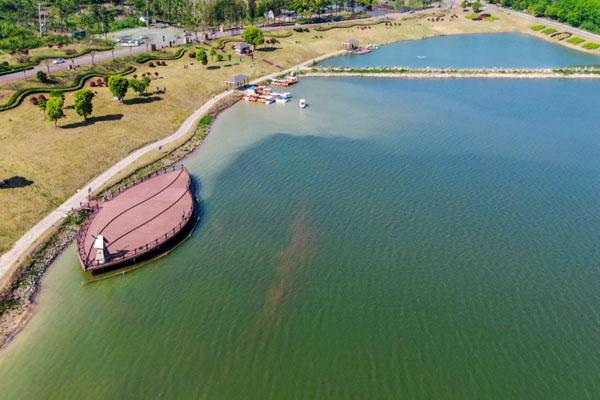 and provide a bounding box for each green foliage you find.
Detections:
[0,66,135,112]
[74,89,94,120]
[472,1,482,12]
[50,89,65,100]
[0,21,70,51]
[243,25,265,49]
[198,114,214,128]
[45,95,65,126]
[461,0,470,8]
[314,20,386,31]
[196,49,208,66]
[531,24,546,30]
[582,42,600,49]
[108,76,129,101]
[265,31,293,38]
[568,36,585,44]
[109,16,143,32]
[129,77,150,95]
[136,48,186,63]
[36,70,49,83]
[501,0,600,33]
